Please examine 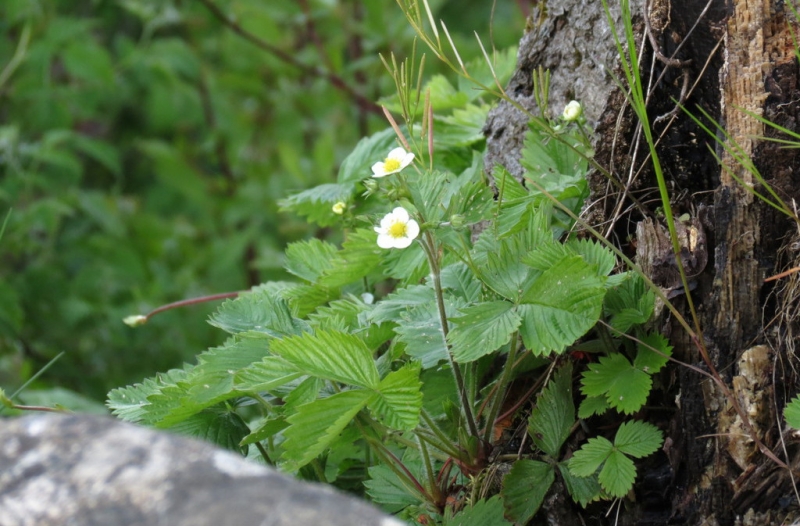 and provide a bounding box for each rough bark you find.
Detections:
[486,0,800,524]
